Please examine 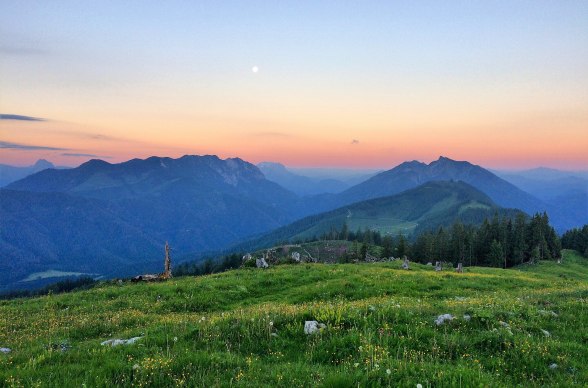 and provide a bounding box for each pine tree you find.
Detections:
[489,240,504,268]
